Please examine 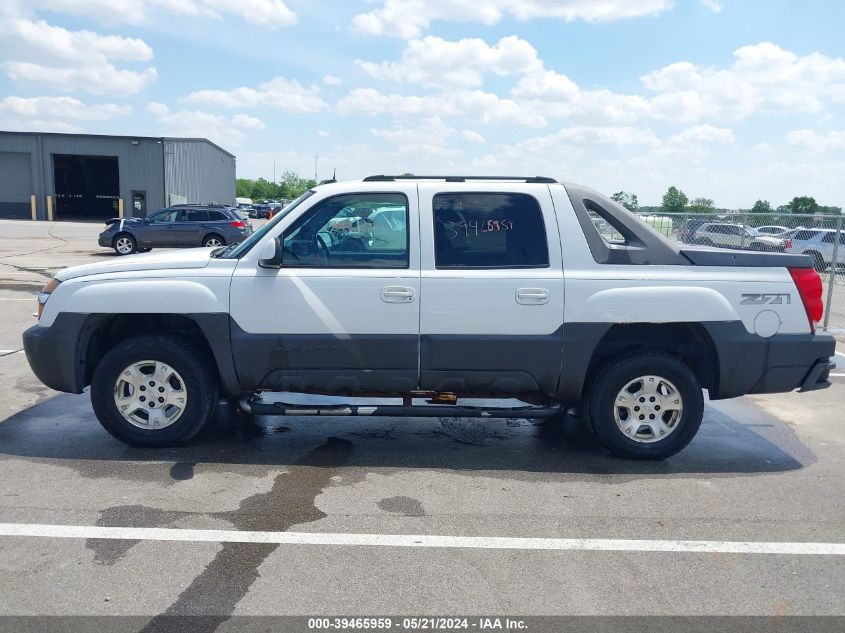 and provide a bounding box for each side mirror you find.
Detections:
[258,237,283,268]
